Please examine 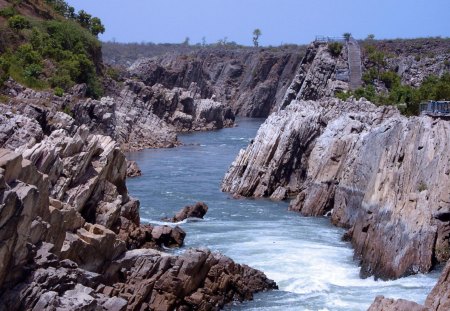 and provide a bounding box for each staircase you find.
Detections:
[347,38,363,90]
